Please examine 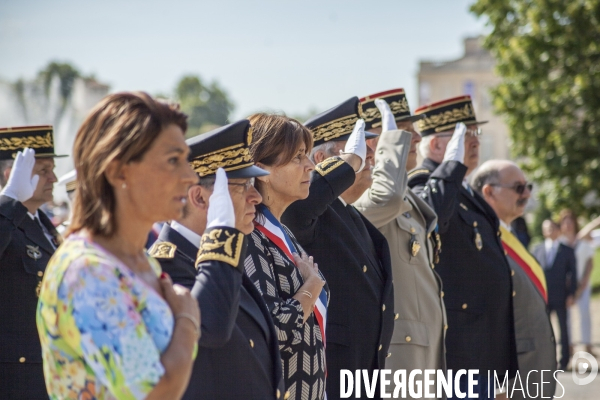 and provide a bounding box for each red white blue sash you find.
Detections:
[254,205,328,348]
